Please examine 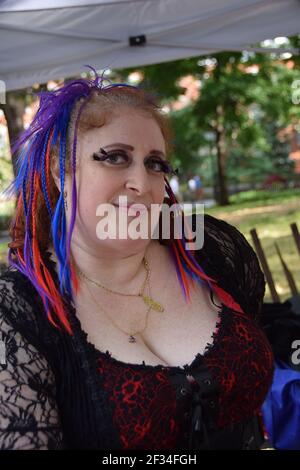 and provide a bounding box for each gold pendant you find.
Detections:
[142,295,164,312]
